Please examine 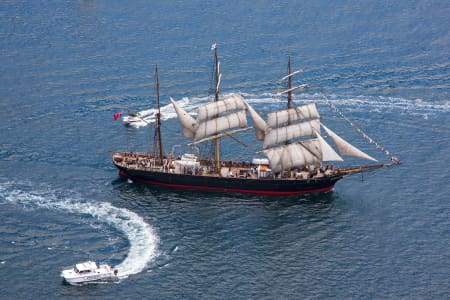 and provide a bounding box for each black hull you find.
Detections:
[115,165,344,195]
